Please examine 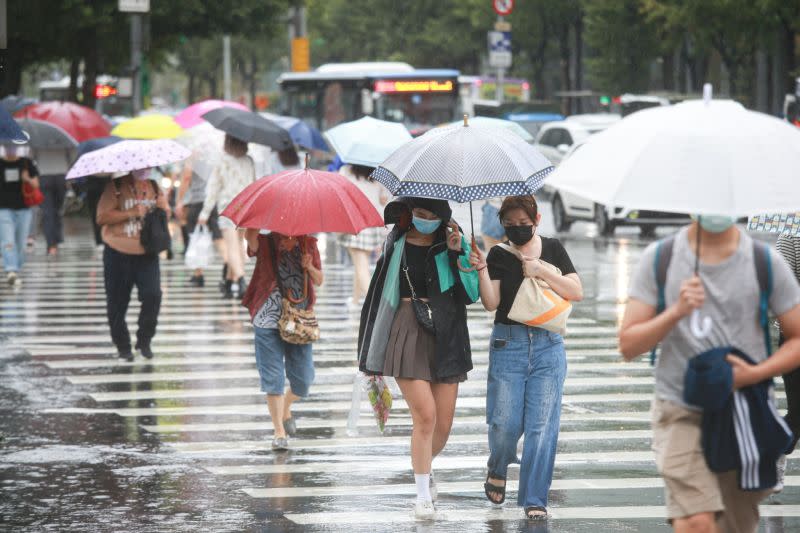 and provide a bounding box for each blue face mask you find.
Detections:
[412,216,441,234]
[698,215,736,233]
